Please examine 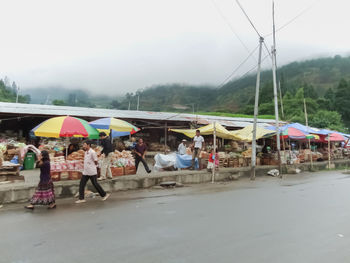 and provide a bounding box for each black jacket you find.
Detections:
[100,137,113,155]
